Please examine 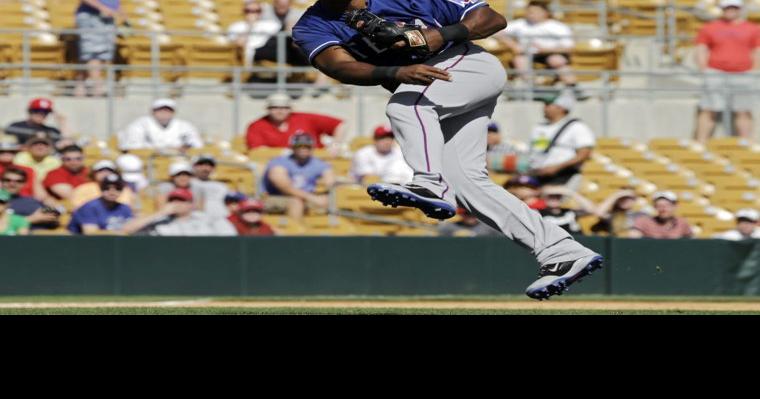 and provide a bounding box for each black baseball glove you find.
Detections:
[344,9,431,57]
